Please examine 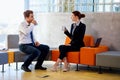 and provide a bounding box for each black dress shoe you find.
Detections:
[35,66,47,70]
[21,65,31,72]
